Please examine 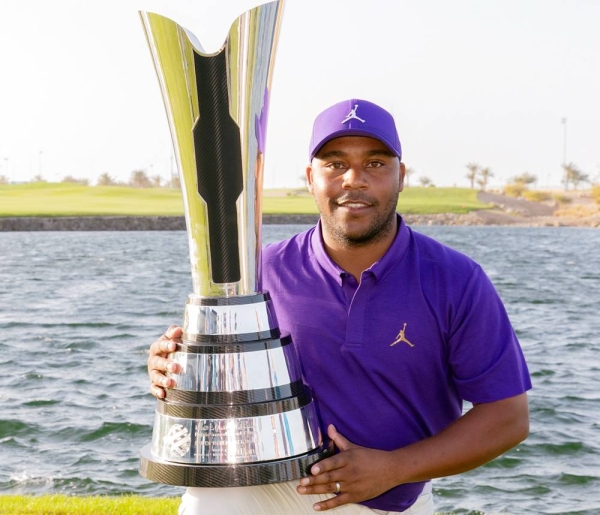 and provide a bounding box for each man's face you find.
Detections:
[307,136,405,248]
